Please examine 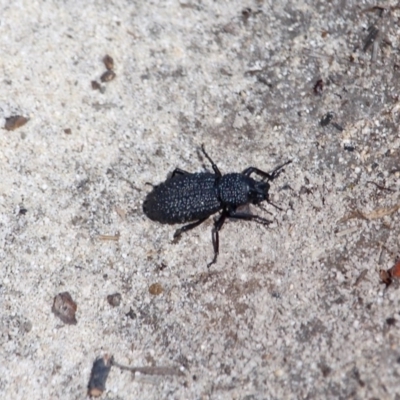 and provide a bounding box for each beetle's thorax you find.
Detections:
[217,173,252,207]
[217,173,270,207]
